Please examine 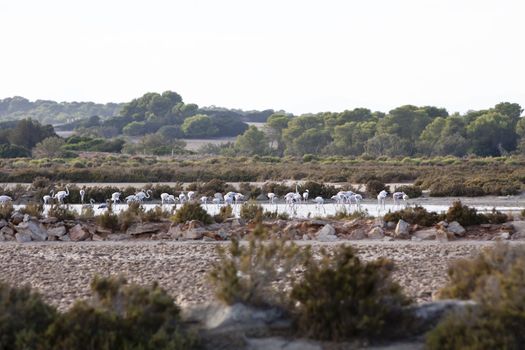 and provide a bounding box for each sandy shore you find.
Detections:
[1,240,516,311]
